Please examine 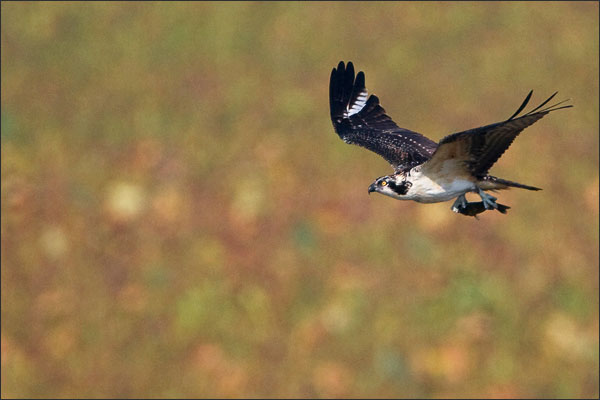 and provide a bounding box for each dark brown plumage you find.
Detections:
[329,60,571,216]
[329,61,438,172]
[329,61,572,179]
